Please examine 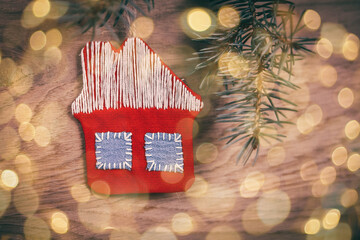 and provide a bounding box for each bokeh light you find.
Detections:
[21,2,46,29]
[19,122,35,142]
[32,0,51,18]
[91,180,111,198]
[319,65,337,87]
[24,216,51,240]
[326,223,352,240]
[130,17,154,39]
[44,46,62,65]
[196,142,218,164]
[13,184,39,216]
[257,190,291,227]
[347,153,360,172]
[14,154,32,174]
[185,175,208,198]
[340,189,358,208]
[344,120,359,140]
[0,126,20,161]
[187,8,212,32]
[8,64,34,97]
[240,171,265,198]
[0,91,15,124]
[305,104,323,127]
[34,126,51,147]
[331,146,347,166]
[160,171,183,184]
[218,6,240,28]
[171,212,194,236]
[316,38,333,59]
[297,114,313,134]
[218,52,250,78]
[319,166,336,185]
[342,33,359,61]
[71,184,91,203]
[30,31,47,51]
[300,160,318,181]
[0,188,11,218]
[206,225,241,240]
[242,202,272,235]
[267,146,285,166]
[51,211,69,234]
[1,170,19,189]
[337,88,354,108]
[47,1,68,19]
[45,28,62,48]
[312,180,328,197]
[303,9,321,30]
[321,23,348,53]
[141,226,177,240]
[15,104,33,123]
[304,218,321,235]
[322,208,340,230]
